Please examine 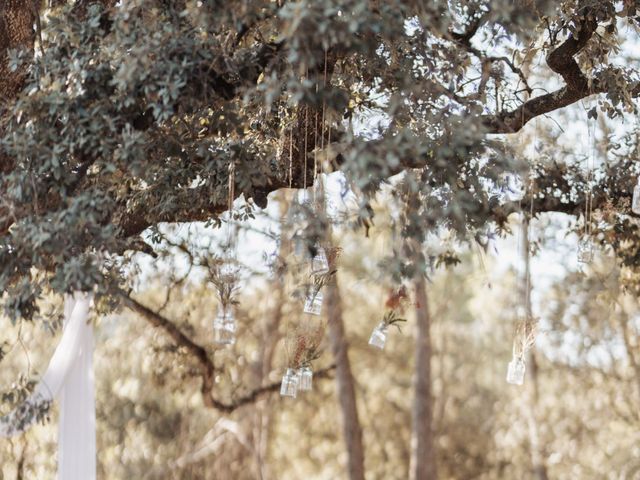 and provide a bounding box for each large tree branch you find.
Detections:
[449,11,533,98]
[492,159,634,224]
[1,1,635,250]
[208,364,336,414]
[481,9,600,133]
[119,291,217,408]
